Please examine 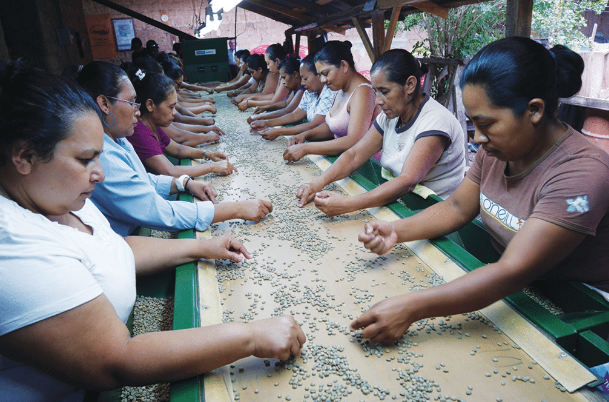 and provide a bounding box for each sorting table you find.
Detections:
[189,93,604,402]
